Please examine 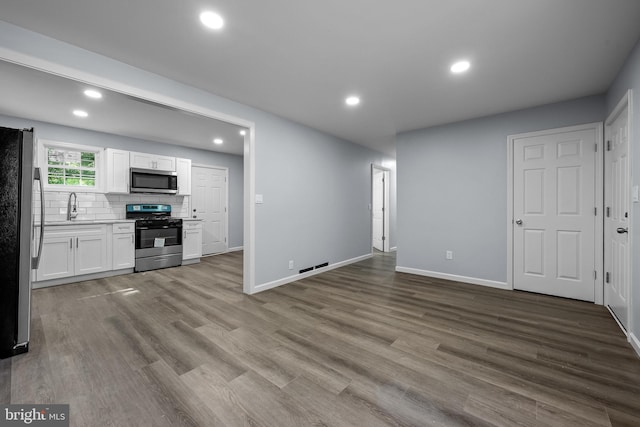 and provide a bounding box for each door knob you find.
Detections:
[617,227,628,234]
[193,215,197,219]
[515,219,523,225]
